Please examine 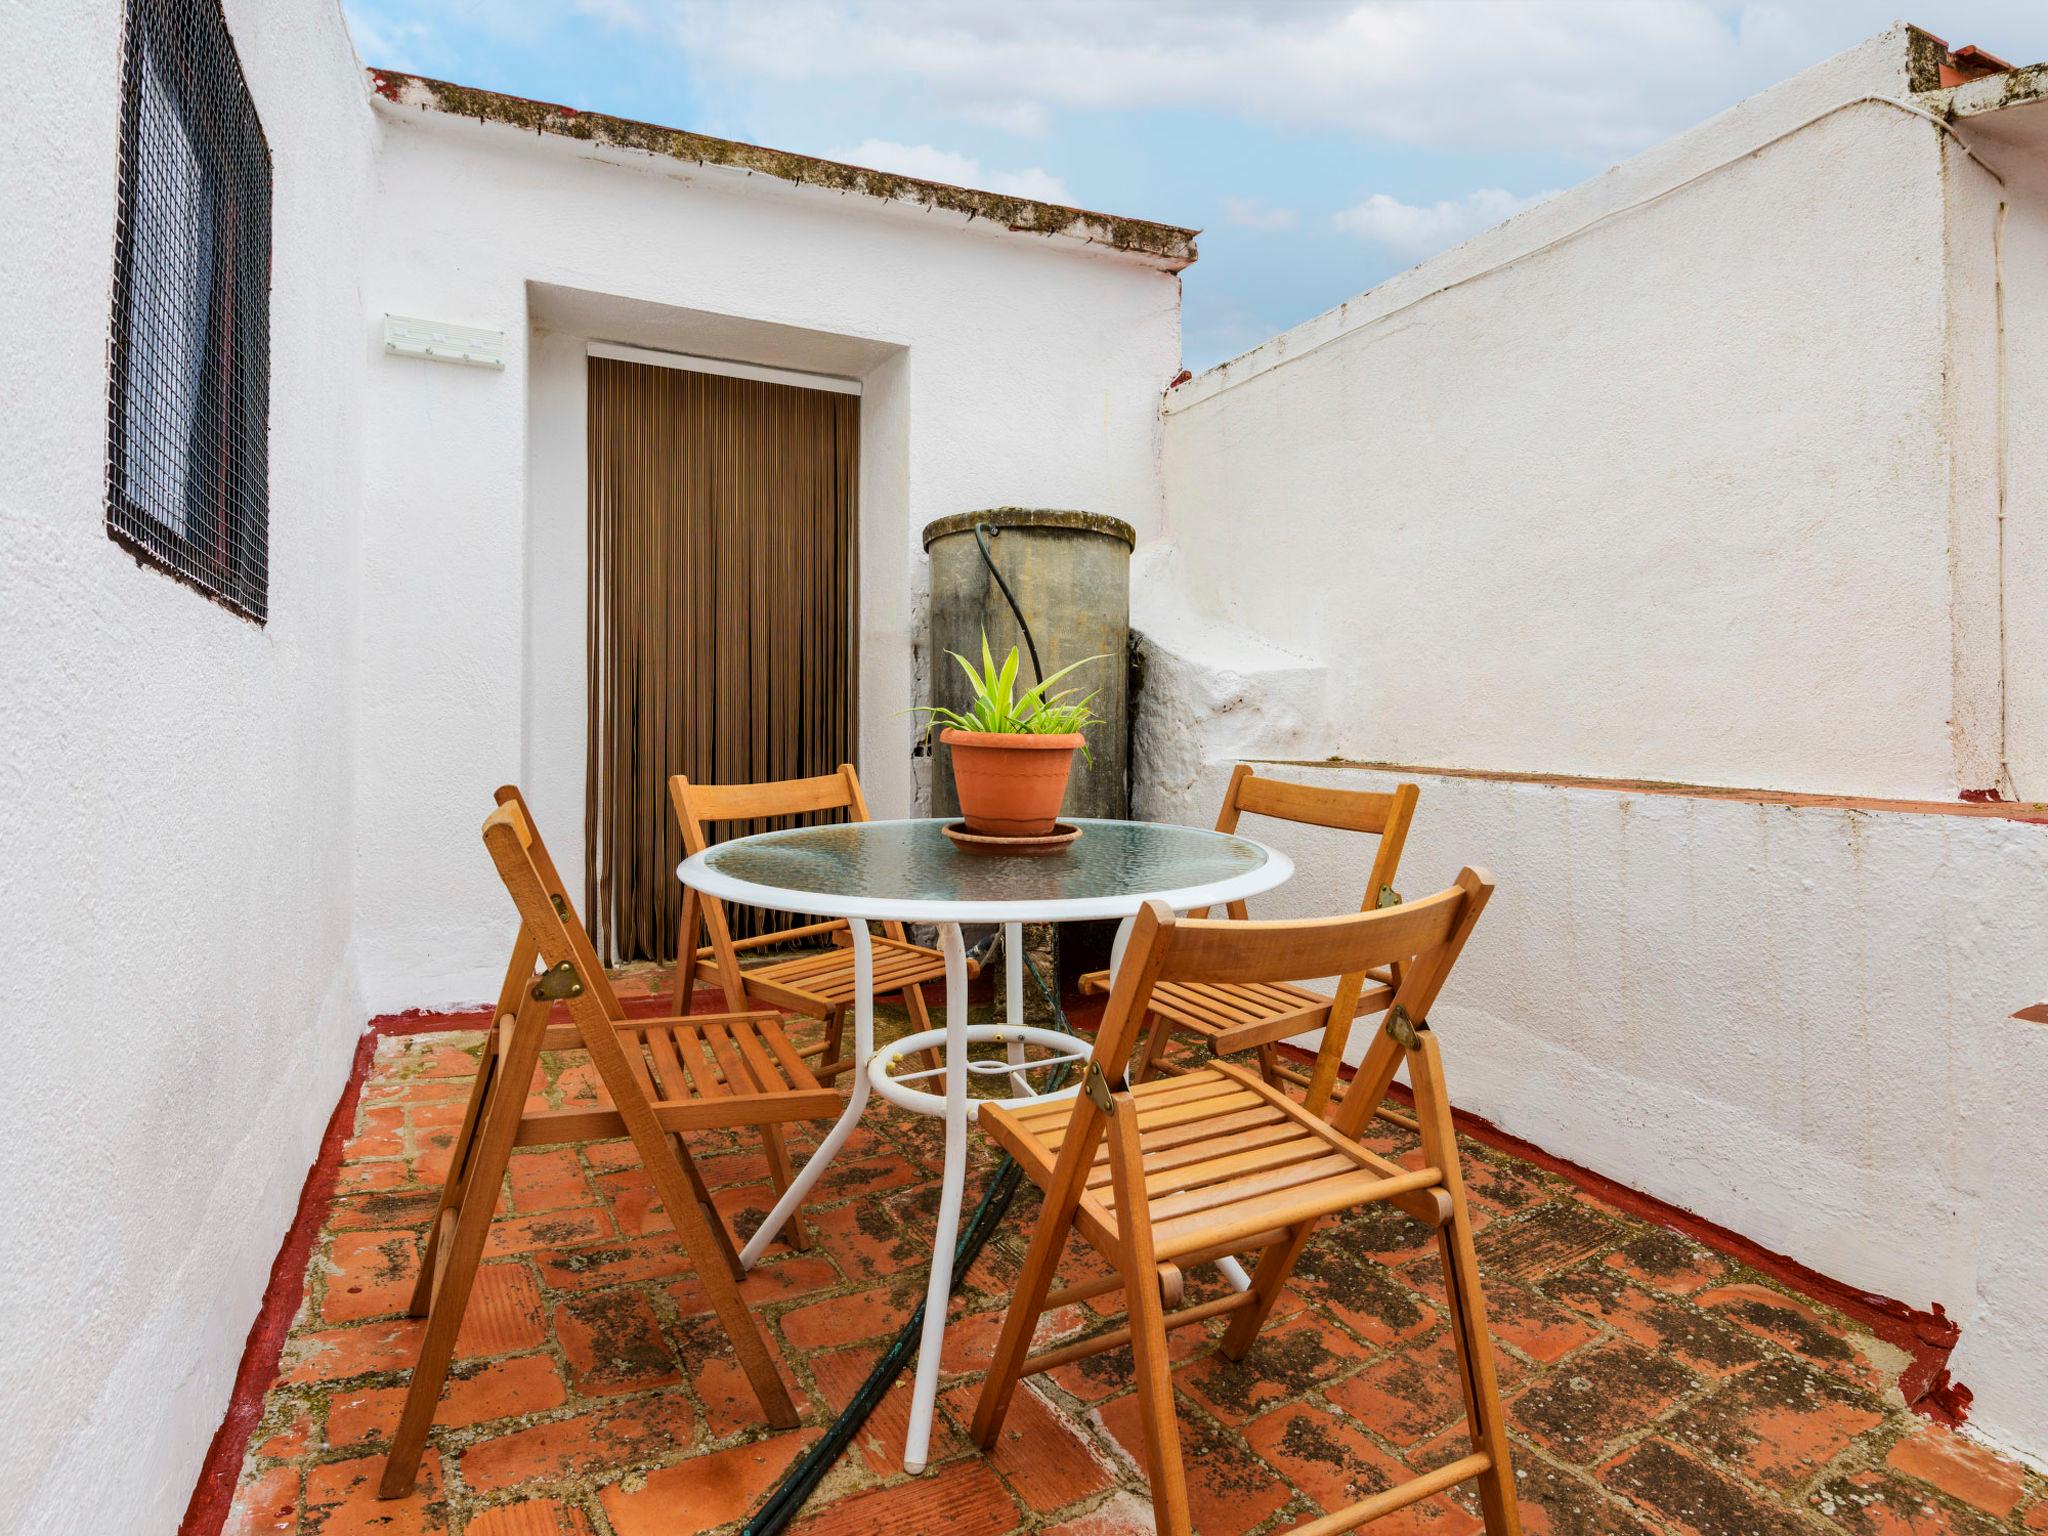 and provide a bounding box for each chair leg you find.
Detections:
[1219,1219,1318,1361]
[901,982,942,1076]
[972,1190,1082,1448]
[1412,1029,1522,1535]
[672,889,702,1013]
[816,1006,848,1081]
[1107,1098,1193,1534]
[1437,1218,1523,1534]
[1130,1008,1174,1084]
[381,1021,541,1497]
[381,1167,499,1495]
[1254,1041,1283,1089]
[407,1040,497,1316]
[675,1132,745,1282]
[755,1124,812,1251]
[635,1124,799,1428]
